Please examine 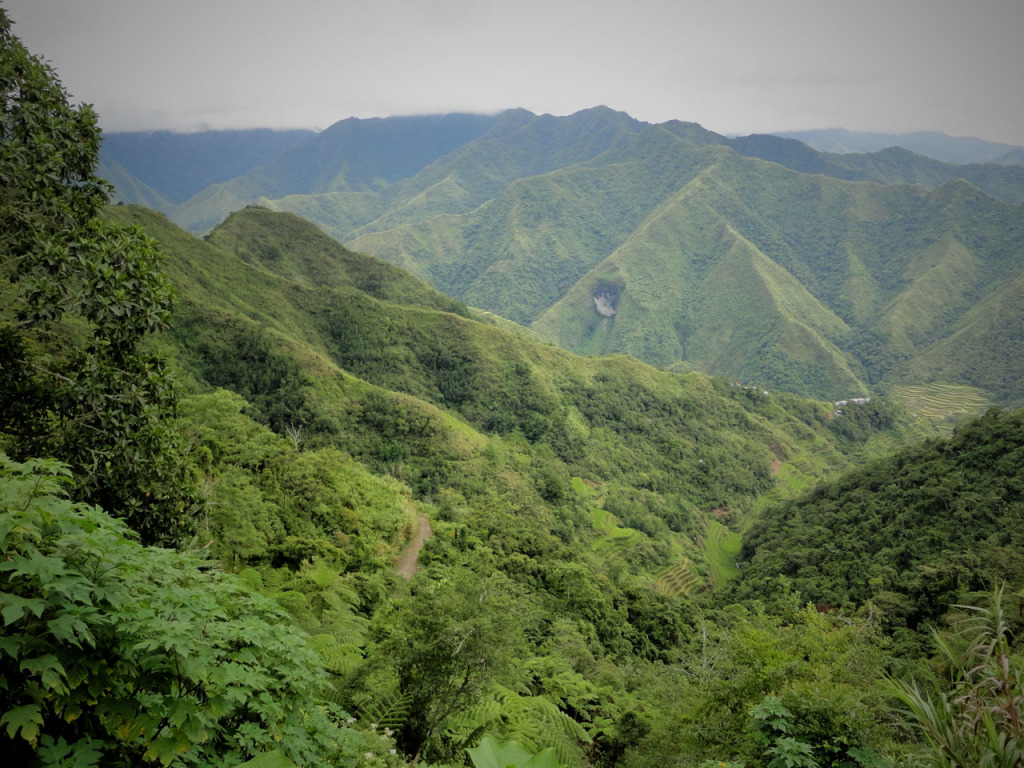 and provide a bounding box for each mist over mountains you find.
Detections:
[773,127,1024,166]
[100,107,1024,406]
